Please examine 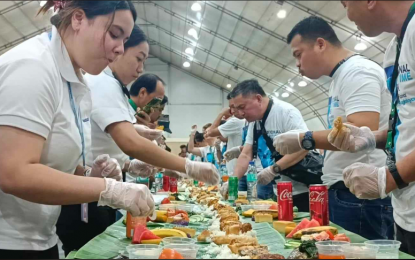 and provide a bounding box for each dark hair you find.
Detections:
[203,123,212,130]
[39,1,137,36]
[194,132,205,143]
[227,92,232,100]
[180,144,187,149]
[220,120,227,126]
[124,25,147,51]
[229,79,266,99]
[161,95,168,105]
[130,74,166,97]
[287,16,341,46]
[165,145,171,152]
